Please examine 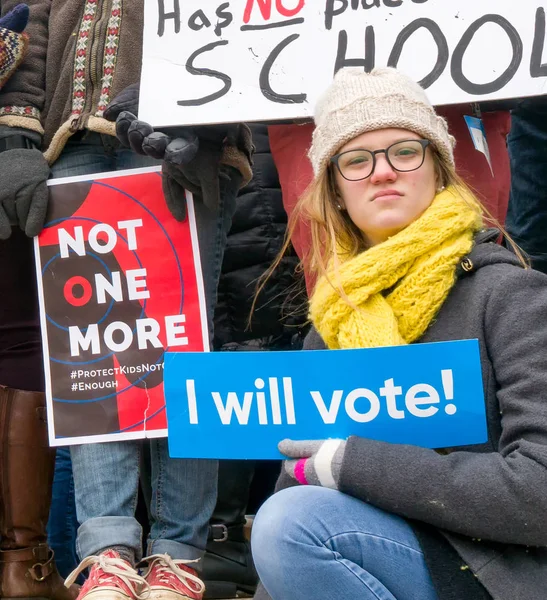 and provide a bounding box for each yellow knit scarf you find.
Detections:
[310,186,483,350]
